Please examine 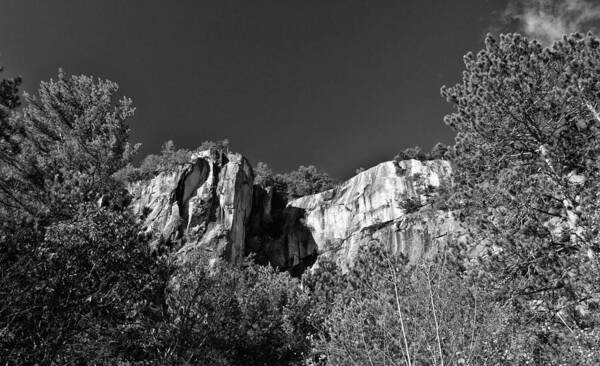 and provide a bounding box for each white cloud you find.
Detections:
[506,0,600,45]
